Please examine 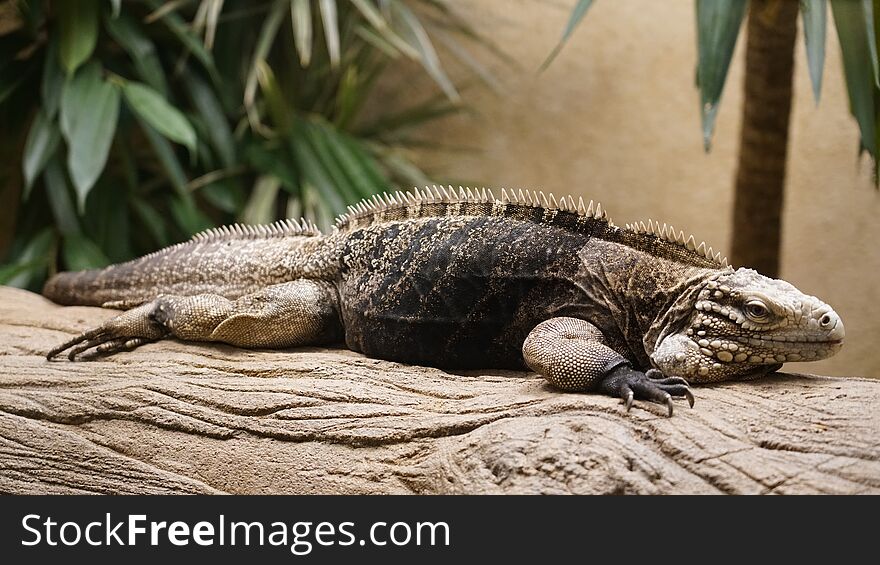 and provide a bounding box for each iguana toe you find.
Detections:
[646,369,695,407]
[74,337,155,360]
[47,327,110,360]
